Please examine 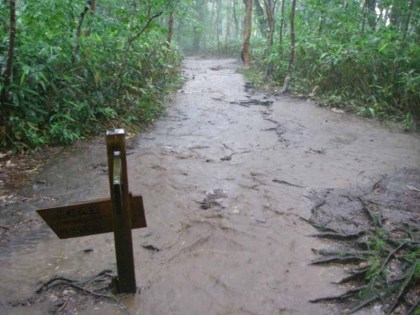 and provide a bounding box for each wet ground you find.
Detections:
[0,57,419,314]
